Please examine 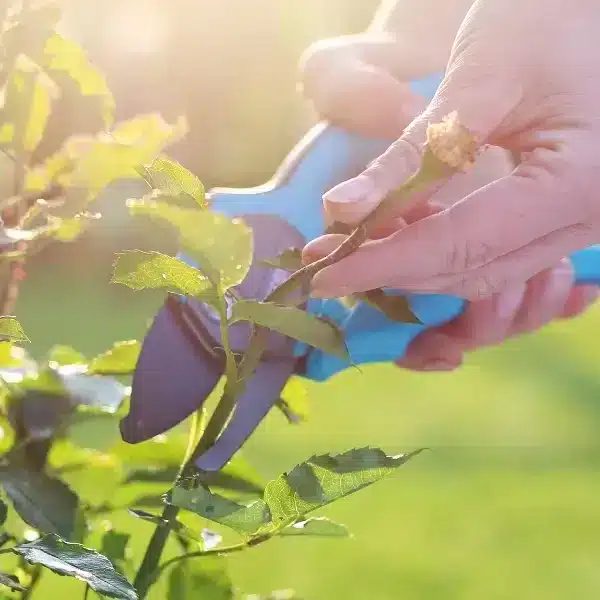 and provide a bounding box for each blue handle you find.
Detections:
[203,72,600,381]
